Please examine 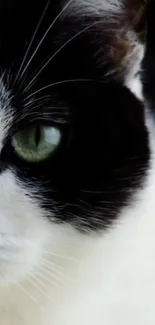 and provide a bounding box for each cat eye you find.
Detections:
[11,125,61,162]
